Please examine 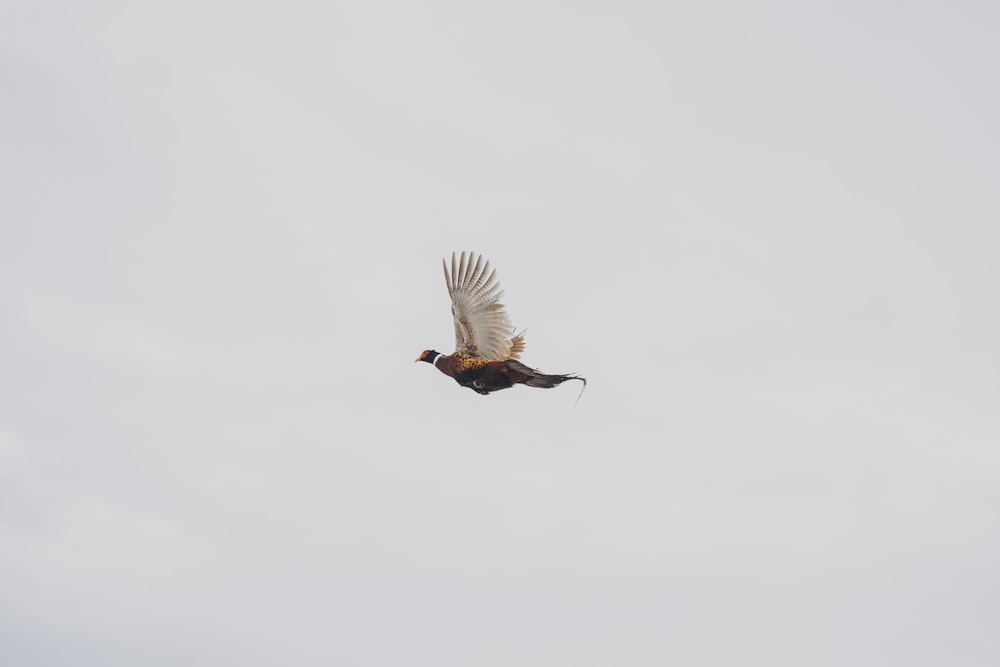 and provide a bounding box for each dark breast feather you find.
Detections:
[453,362,514,395]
